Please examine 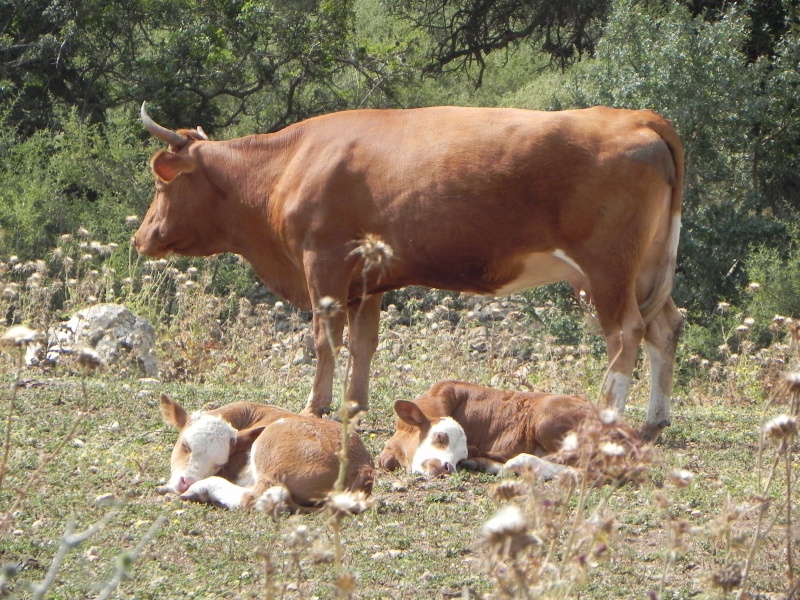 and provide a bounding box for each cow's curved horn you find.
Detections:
[141,102,187,149]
